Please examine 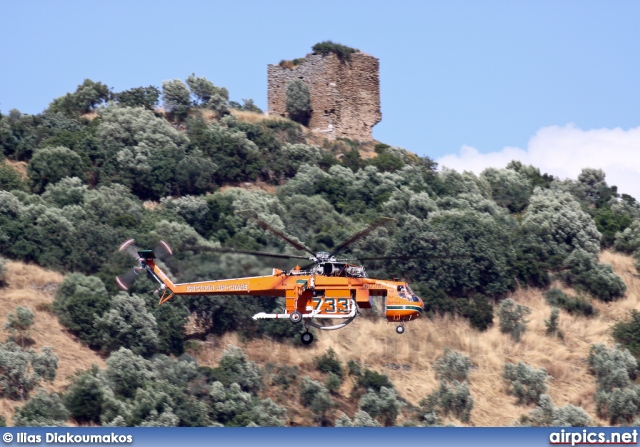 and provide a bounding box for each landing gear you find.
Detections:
[301,331,314,345]
[290,311,302,324]
[396,325,405,335]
